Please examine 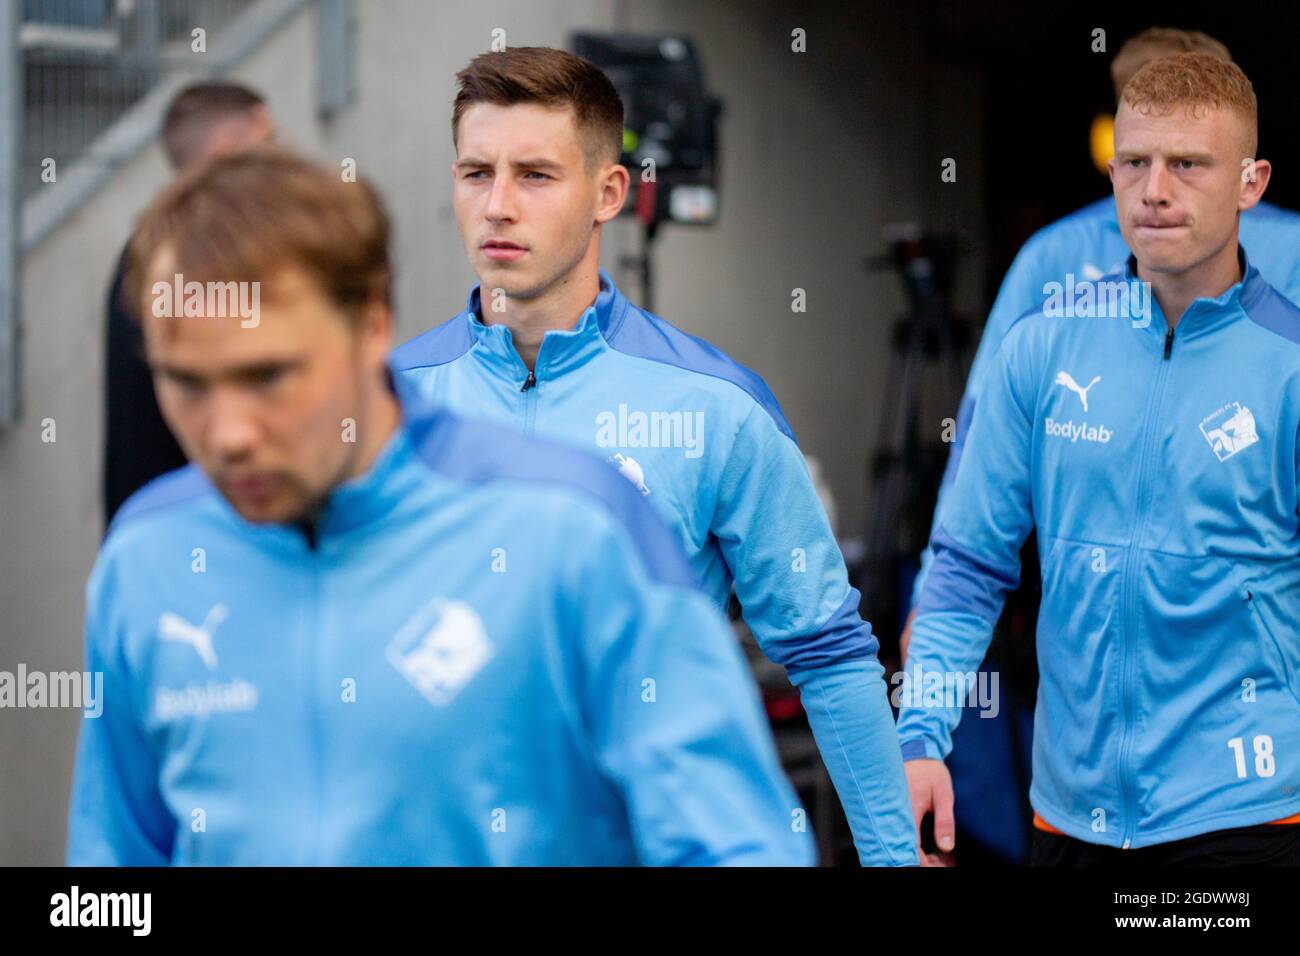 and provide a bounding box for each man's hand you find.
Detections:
[905,757,957,866]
